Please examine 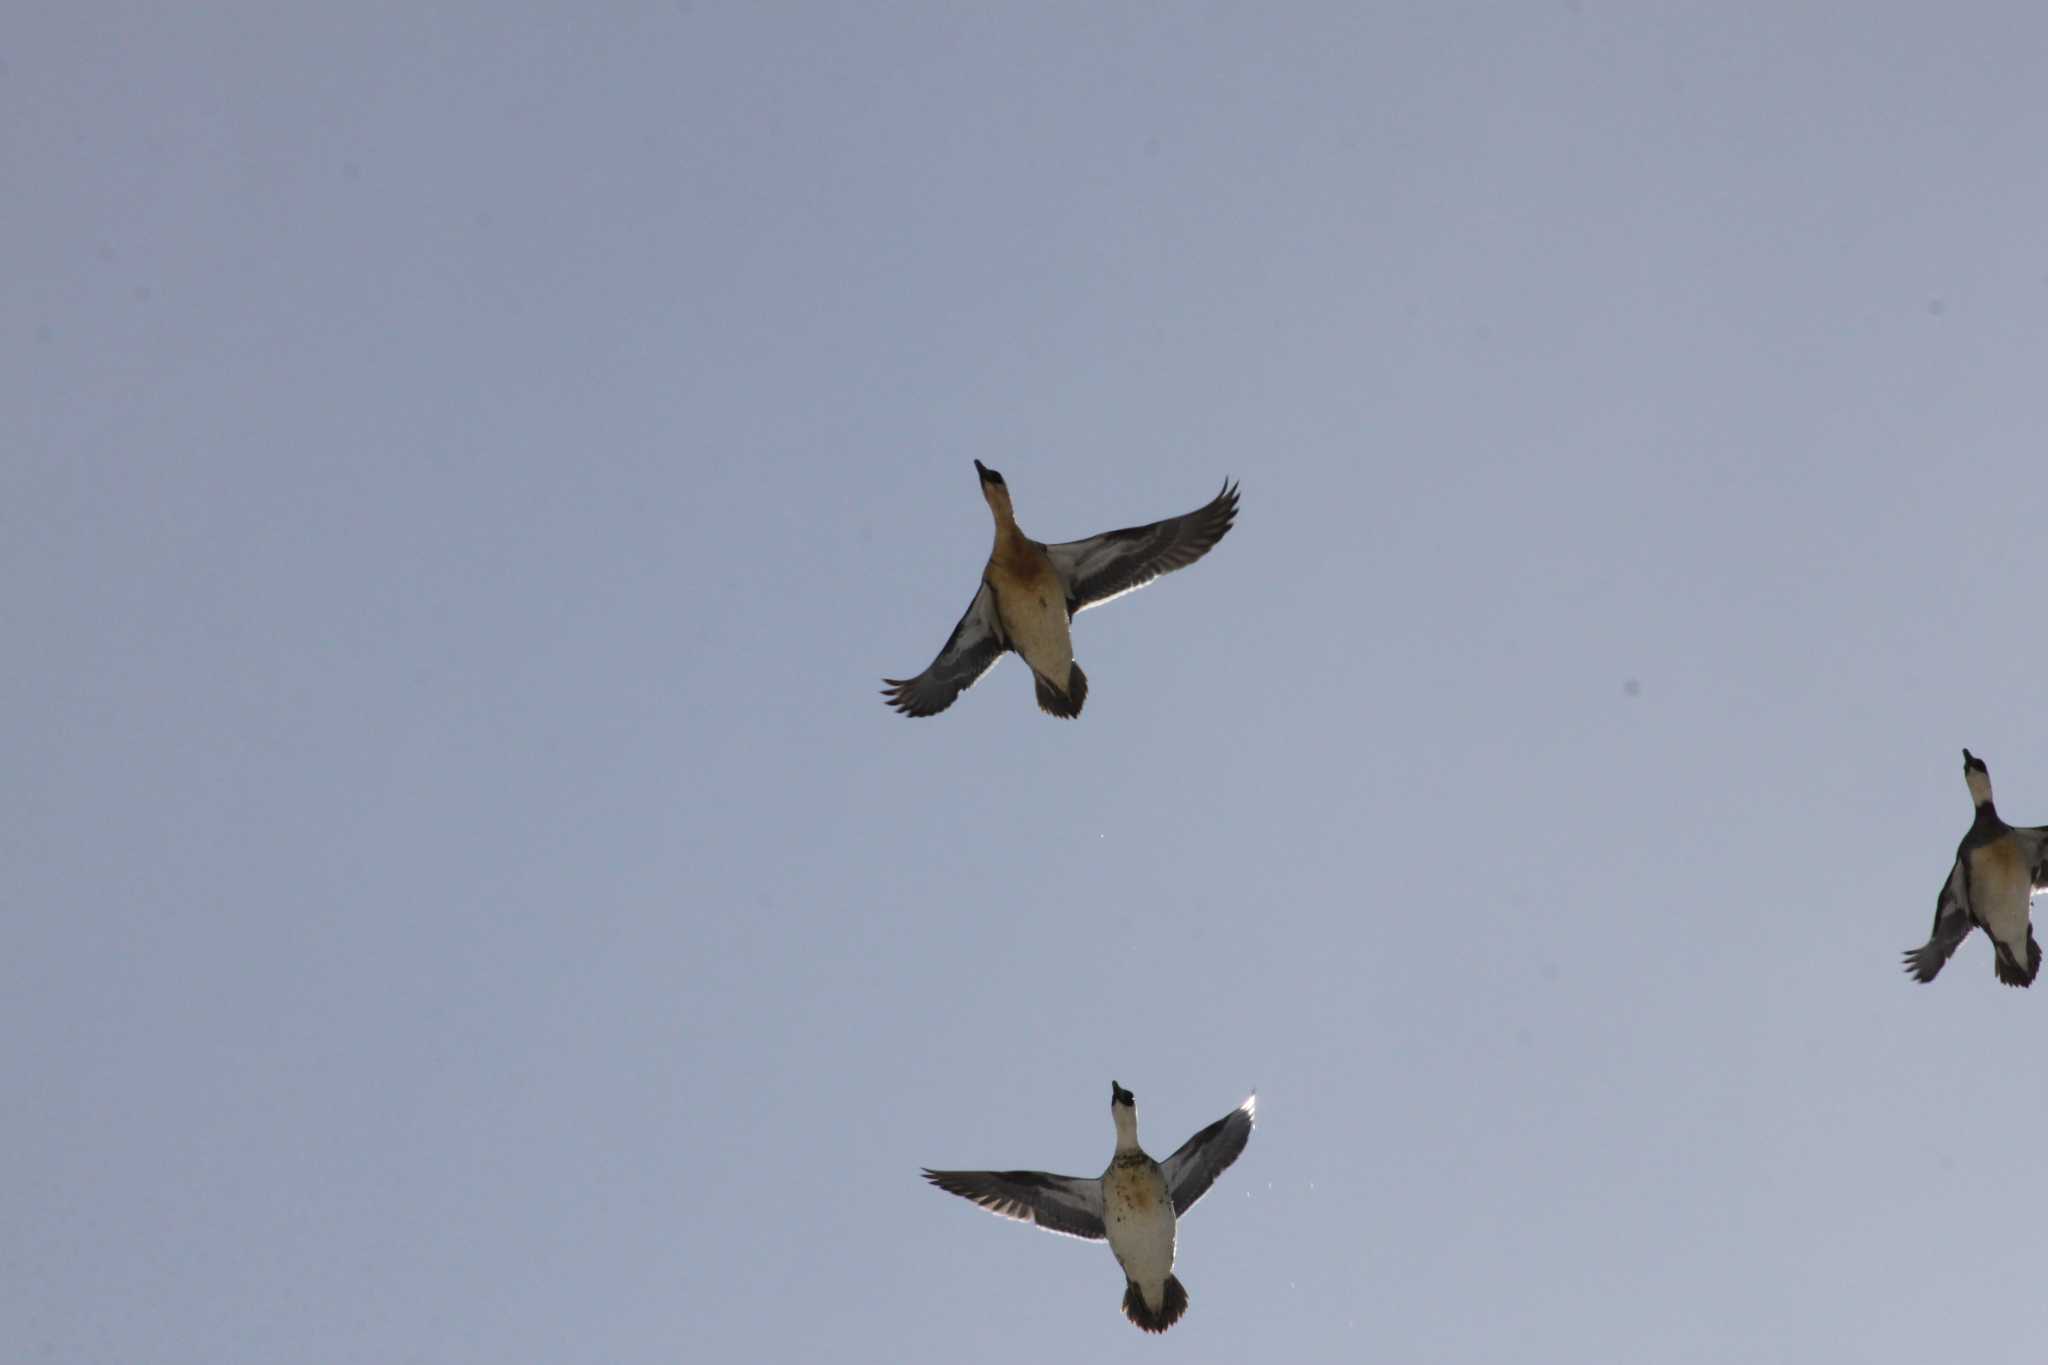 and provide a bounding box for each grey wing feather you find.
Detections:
[1044,480,1239,614]
[1903,862,1974,983]
[921,1168,1106,1241]
[882,583,1005,717]
[1160,1093,1256,1217]
[2013,827,2048,889]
